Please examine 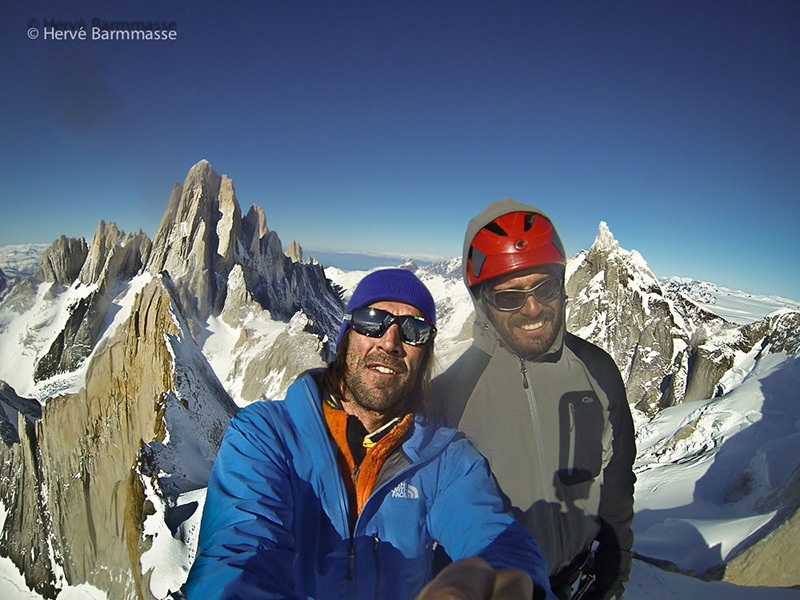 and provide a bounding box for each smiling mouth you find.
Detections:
[371,364,397,375]
[519,320,546,332]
